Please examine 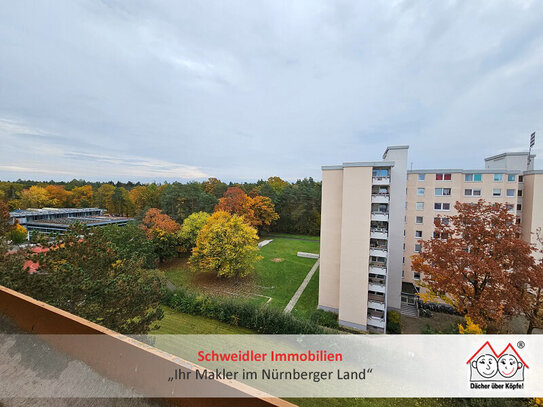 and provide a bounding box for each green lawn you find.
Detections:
[150,306,253,334]
[161,236,321,318]
[255,237,320,313]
